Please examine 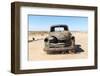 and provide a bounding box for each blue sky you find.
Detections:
[28,15,88,32]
